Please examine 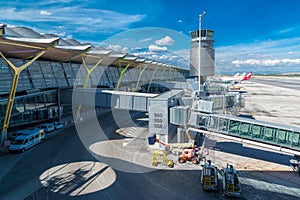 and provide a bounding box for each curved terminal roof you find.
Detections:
[9,26,44,38]
[0,24,188,71]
